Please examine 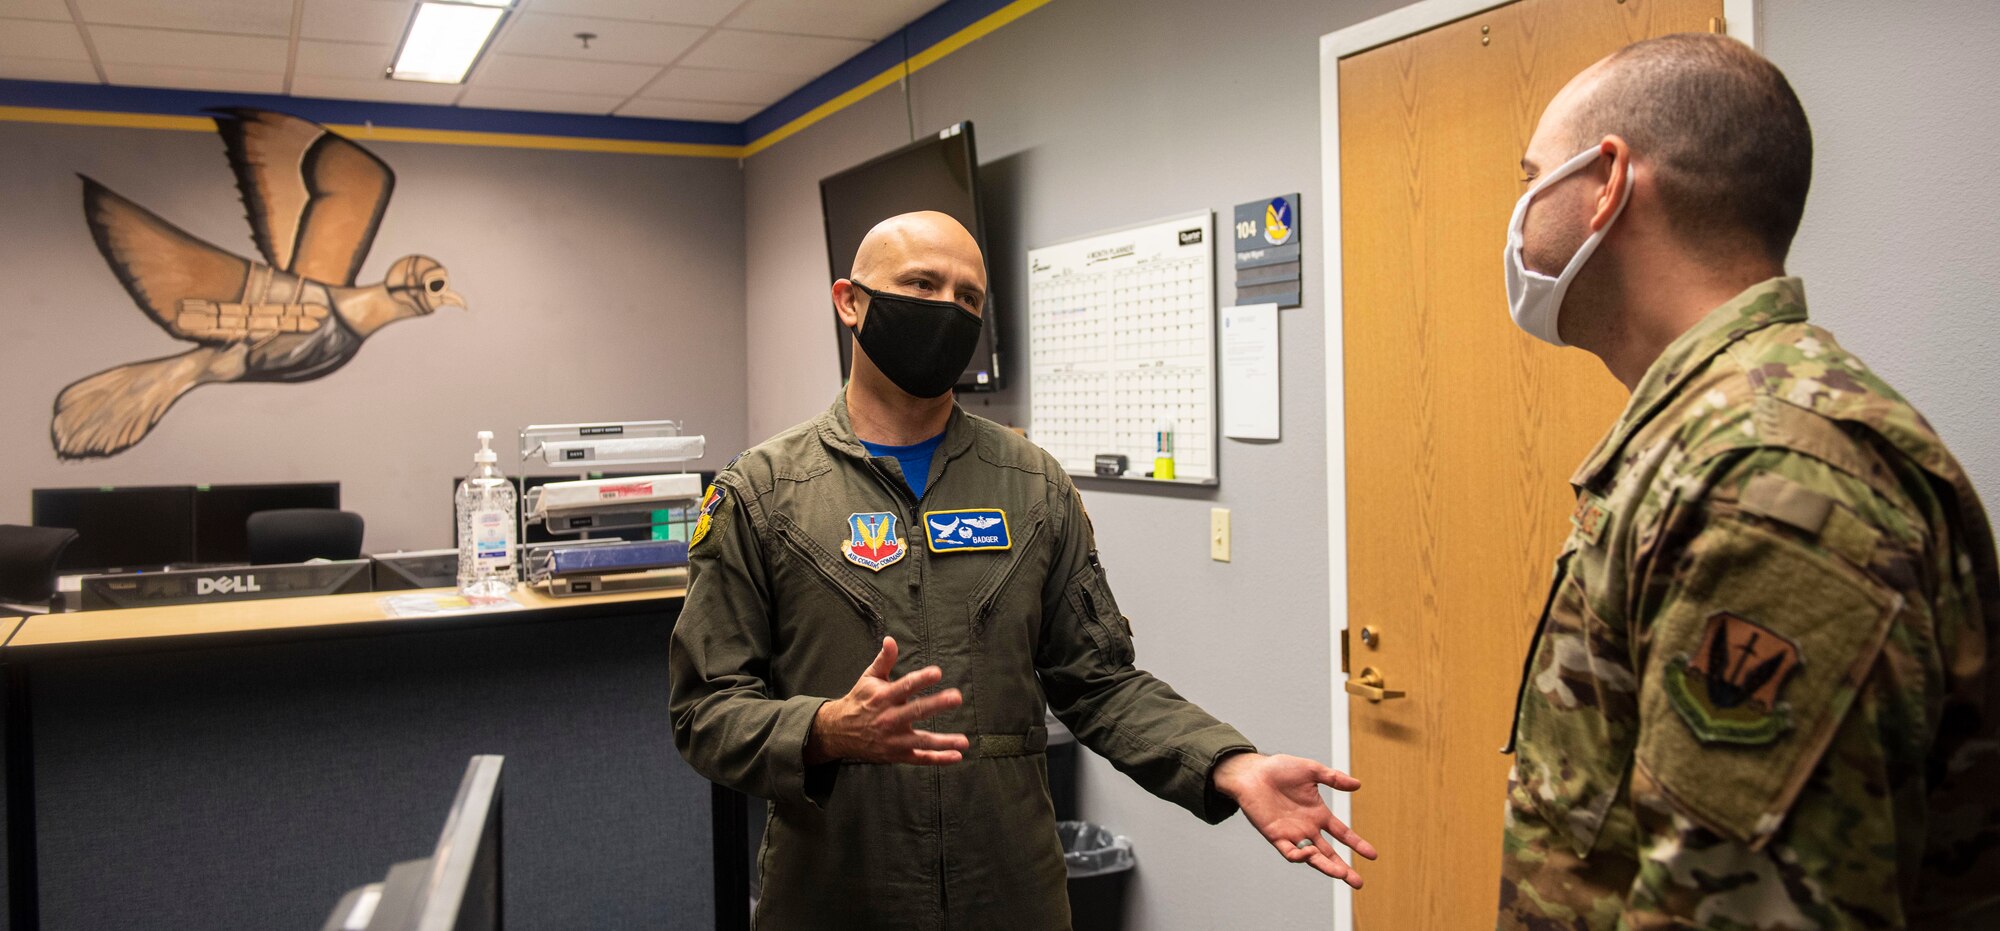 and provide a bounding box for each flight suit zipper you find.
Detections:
[970,511,1047,639]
